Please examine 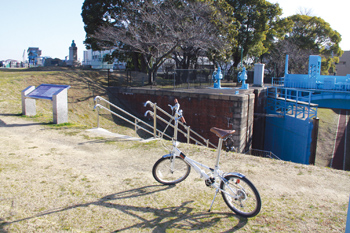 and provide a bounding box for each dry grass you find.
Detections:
[0,68,349,232]
[315,108,340,167]
[0,67,140,137]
